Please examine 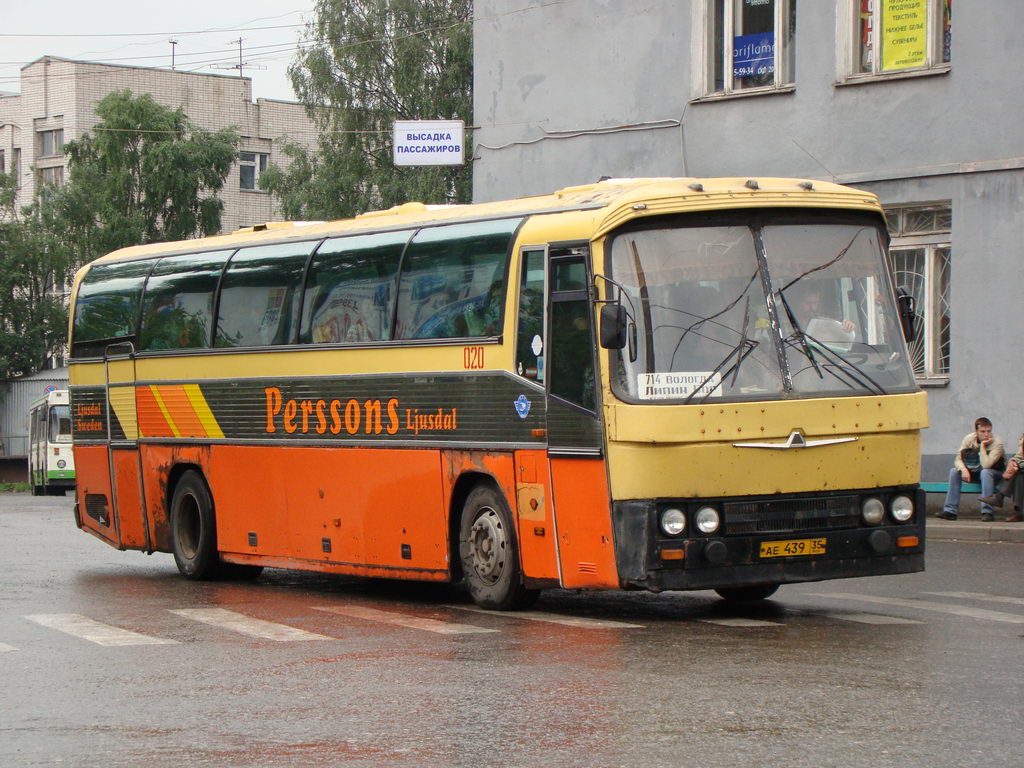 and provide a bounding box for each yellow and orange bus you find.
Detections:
[67,177,927,608]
